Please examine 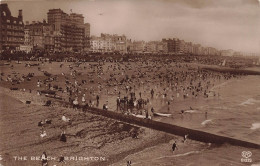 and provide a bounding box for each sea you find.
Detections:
[113,75,260,166]
[1,62,259,165]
